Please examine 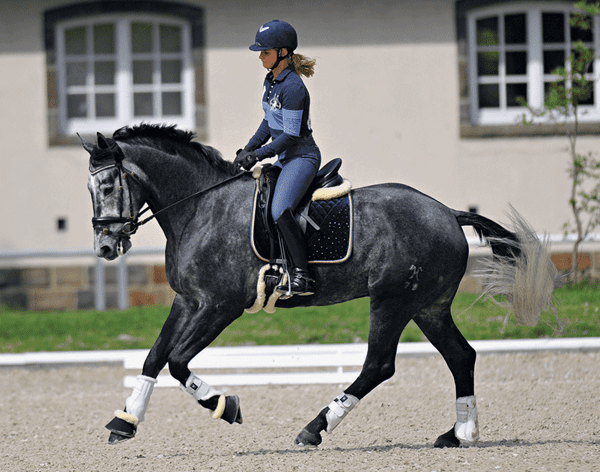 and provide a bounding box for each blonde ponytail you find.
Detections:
[290,53,316,78]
